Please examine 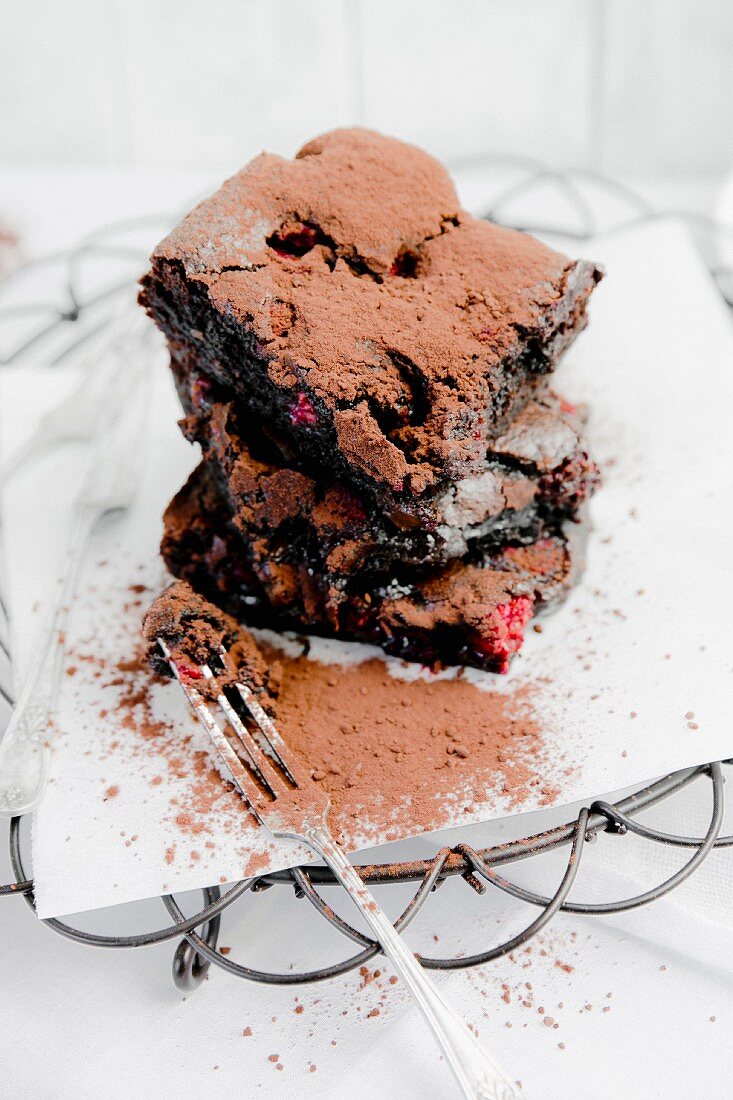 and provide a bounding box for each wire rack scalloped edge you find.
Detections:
[3,761,732,990]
